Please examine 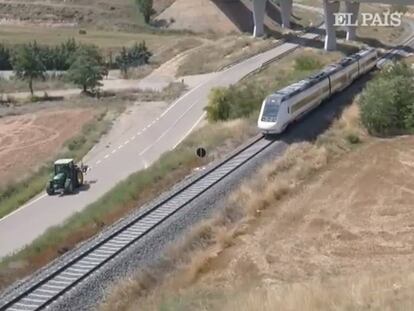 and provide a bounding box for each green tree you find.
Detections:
[67,45,104,93]
[115,47,130,77]
[205,87,232,122]
[359,62,414,136]
[128,41,152,66]
[13,42,46,96]
[135,0,153,24]
[0,44,12,70]
[205,83,265,122]
[115,42,152,77]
